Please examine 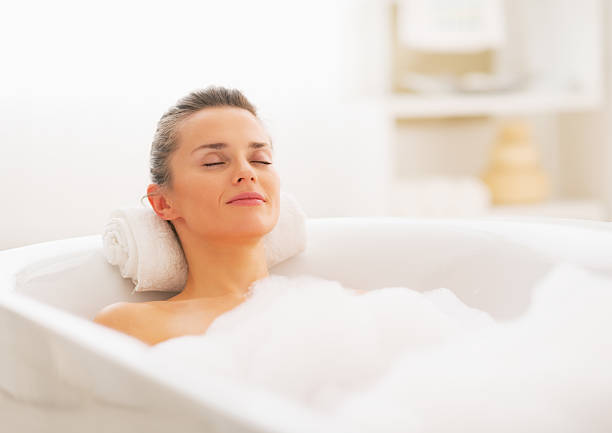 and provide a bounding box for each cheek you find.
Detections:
[267,167,281,189]
[177,172,223,210]
[268,173,281,216]
[264,171,281,199]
